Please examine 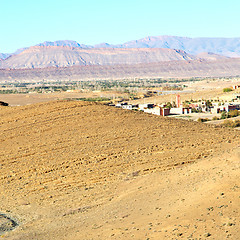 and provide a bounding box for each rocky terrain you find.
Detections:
[0,100,239,239]
[0,47,195,69]
[1,58,240,82]
[196,52,230,61]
